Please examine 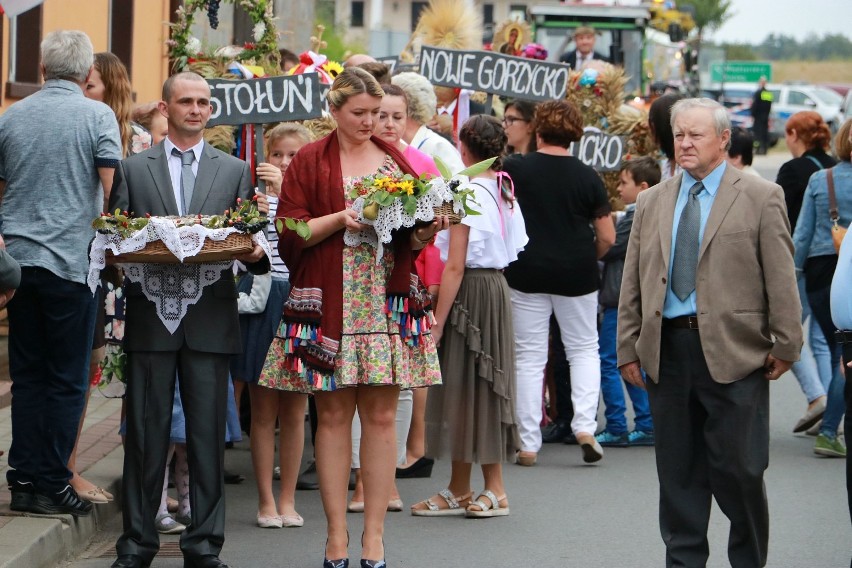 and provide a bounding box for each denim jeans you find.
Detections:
[598,307,653,434]
[6,267,96,492]
[807,285,846,437]
[792,277,832,401]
